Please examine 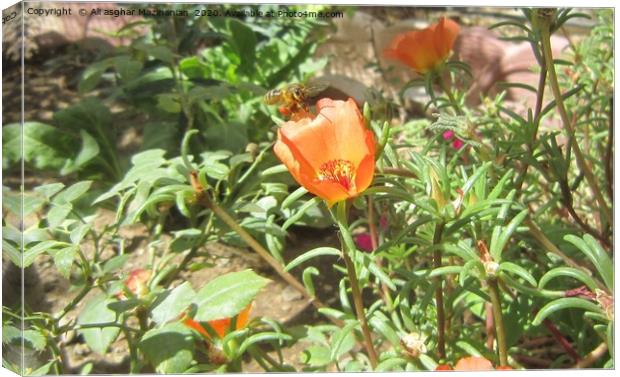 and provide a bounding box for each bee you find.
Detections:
[263,82,329,118]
